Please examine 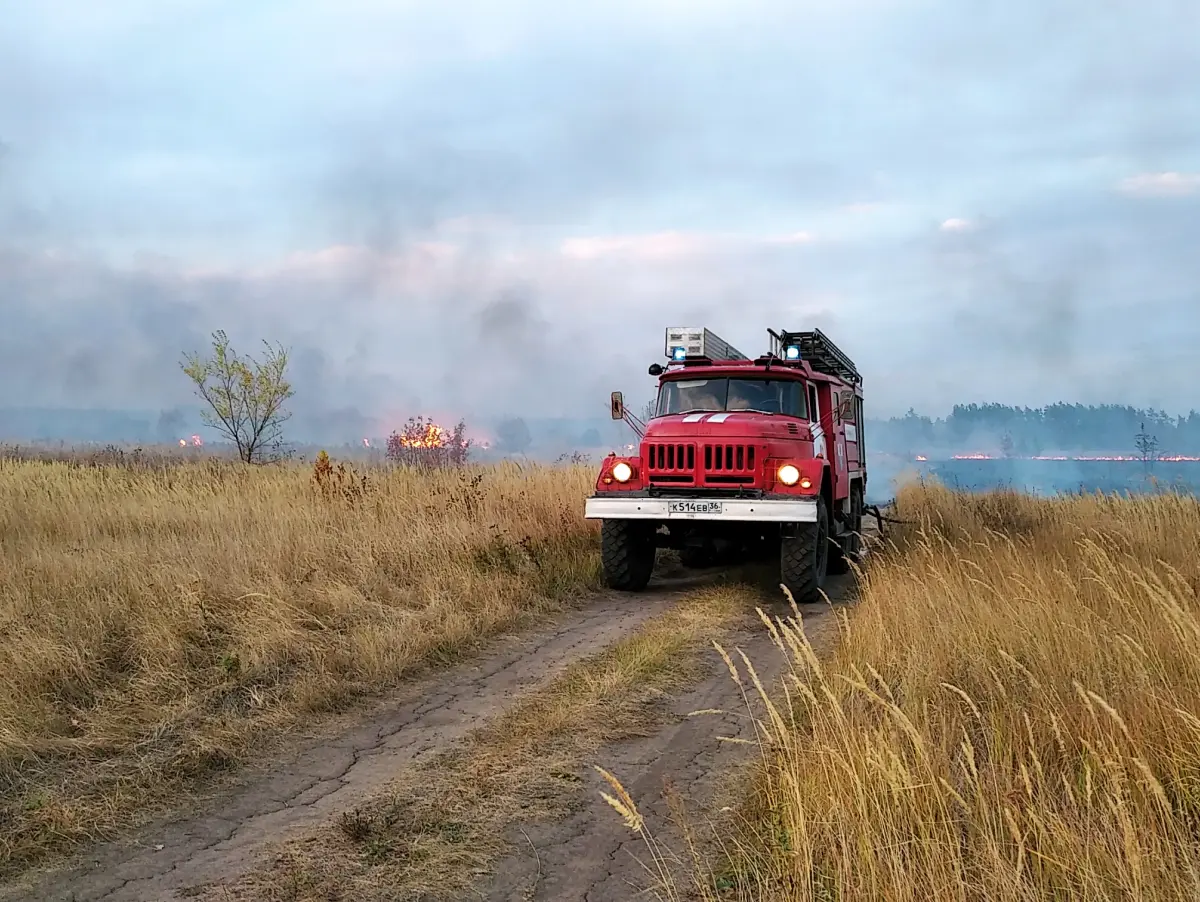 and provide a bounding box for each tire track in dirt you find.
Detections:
[7,570,726,902]
[476,573,857,902]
